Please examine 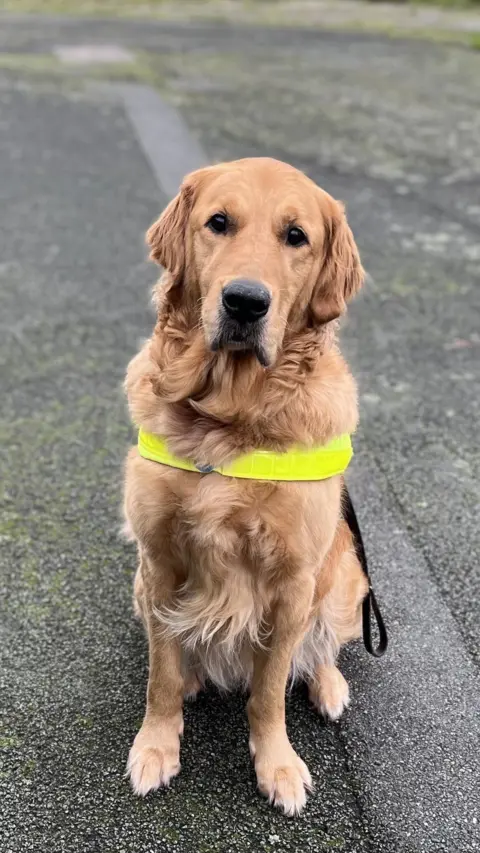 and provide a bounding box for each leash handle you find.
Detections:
[362,582,388,658]
[343,486,388,658]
